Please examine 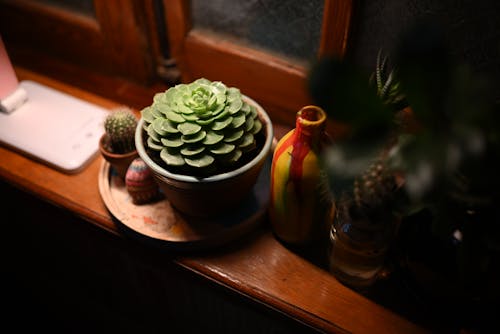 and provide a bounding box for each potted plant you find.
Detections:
[135,78,273,217]
[308,20,499,331]
[99,106,139,179]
